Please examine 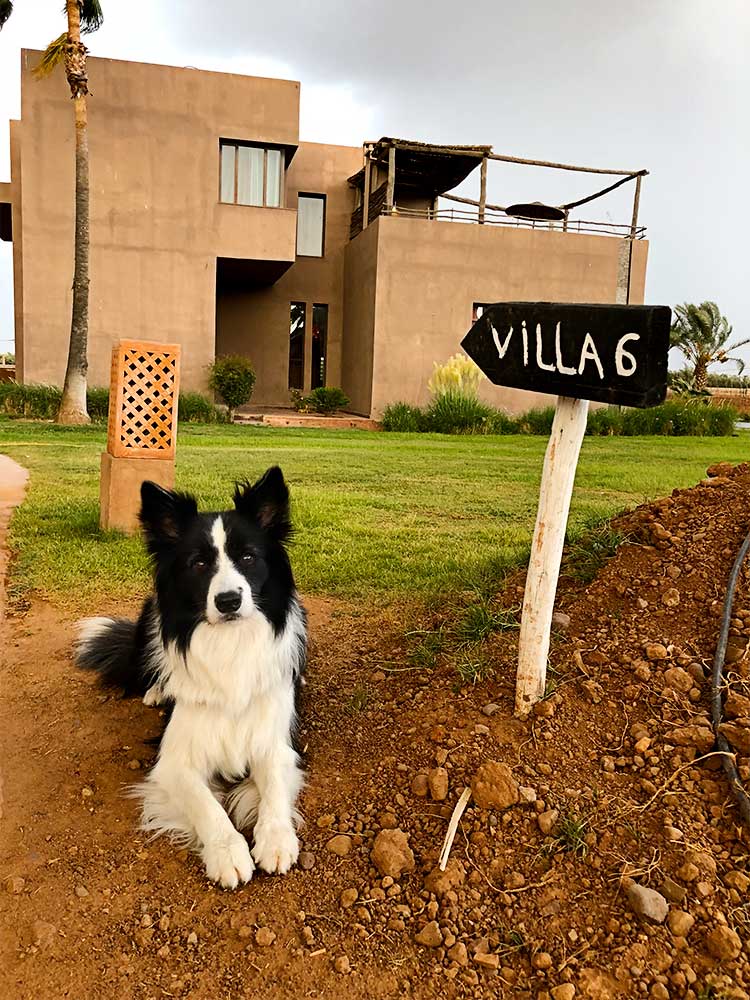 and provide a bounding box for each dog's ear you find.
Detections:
[234,466,291,541]
[139,481,198,548]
